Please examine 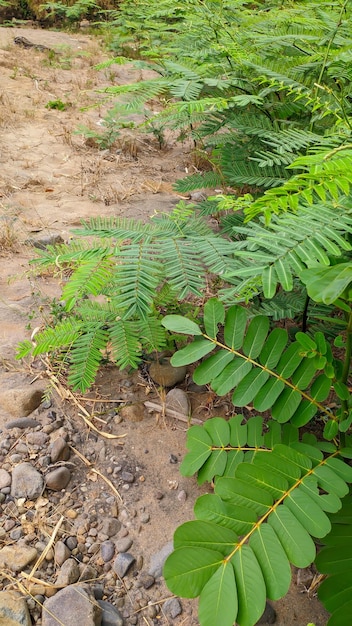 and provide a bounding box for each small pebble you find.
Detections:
[45,467,71,491]
[177,490,187,503]
[101,541,115,562]
[163,597,182,619]
[113,553,136,578]
[121,471,135,483]
[116,537,133,553]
